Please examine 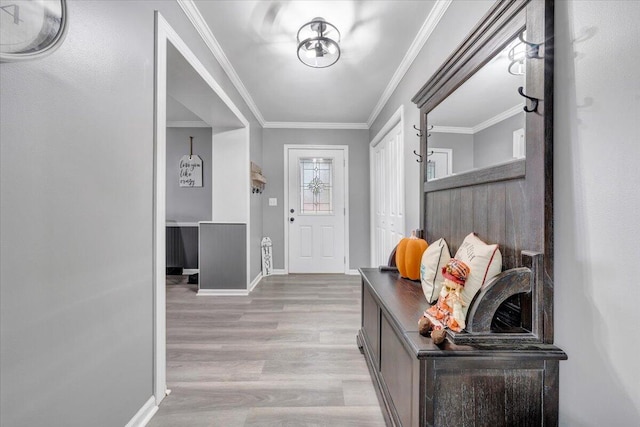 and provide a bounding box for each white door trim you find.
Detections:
[283,144,350,274]
[369,105,405,267]
[154,12,249,407]
[427,147,453,178]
